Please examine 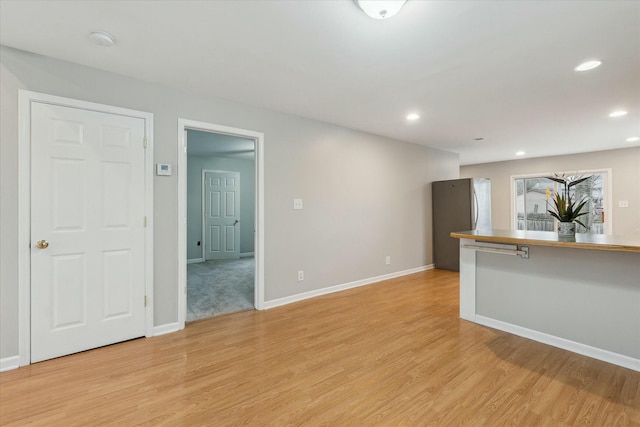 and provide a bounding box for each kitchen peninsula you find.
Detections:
[451,229,640,371]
